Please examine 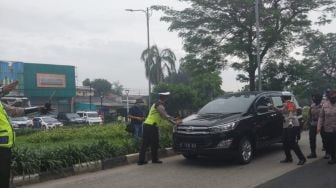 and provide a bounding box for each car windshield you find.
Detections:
[87,113,98,117]
[198,94,257,115]
[66,113,80,119]
[42,117,58,123]
[11,117,28,121]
